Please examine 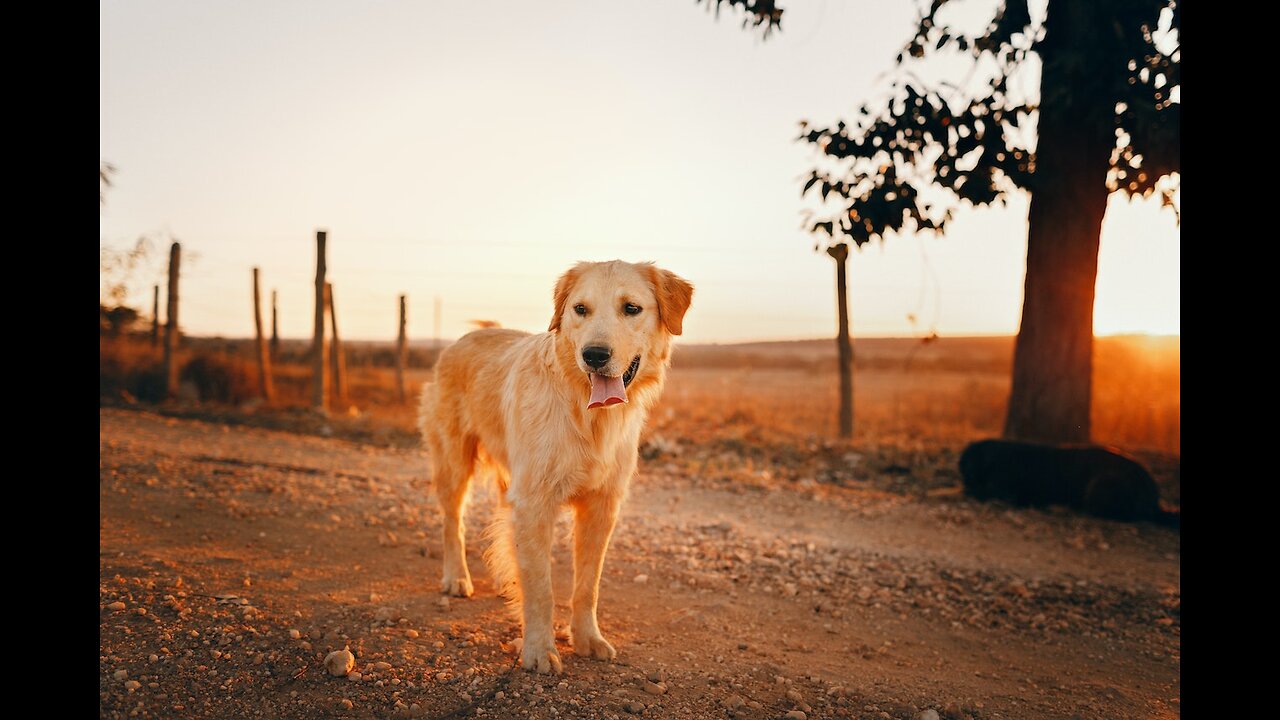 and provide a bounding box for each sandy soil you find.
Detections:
[99,407,1180,719]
